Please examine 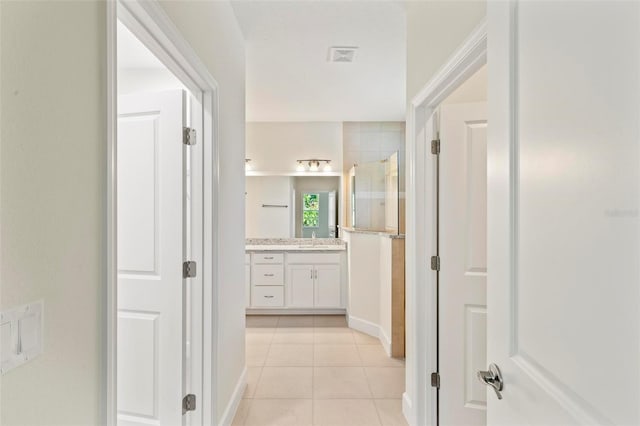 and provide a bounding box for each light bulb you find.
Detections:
[323,162,332,172]
[296,162,306,172]
[309,161,319,172]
